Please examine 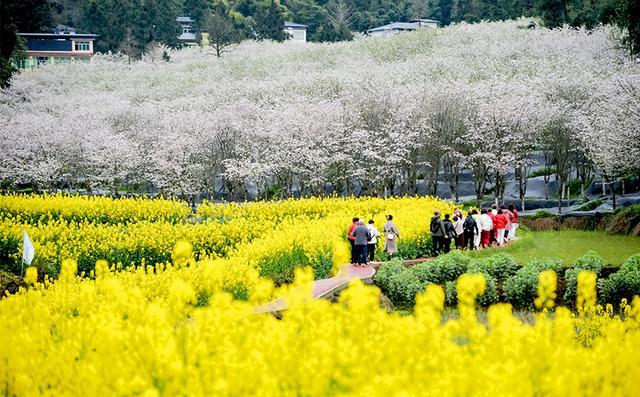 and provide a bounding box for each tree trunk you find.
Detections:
[543,175,549,201]
[557,180,564,214]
